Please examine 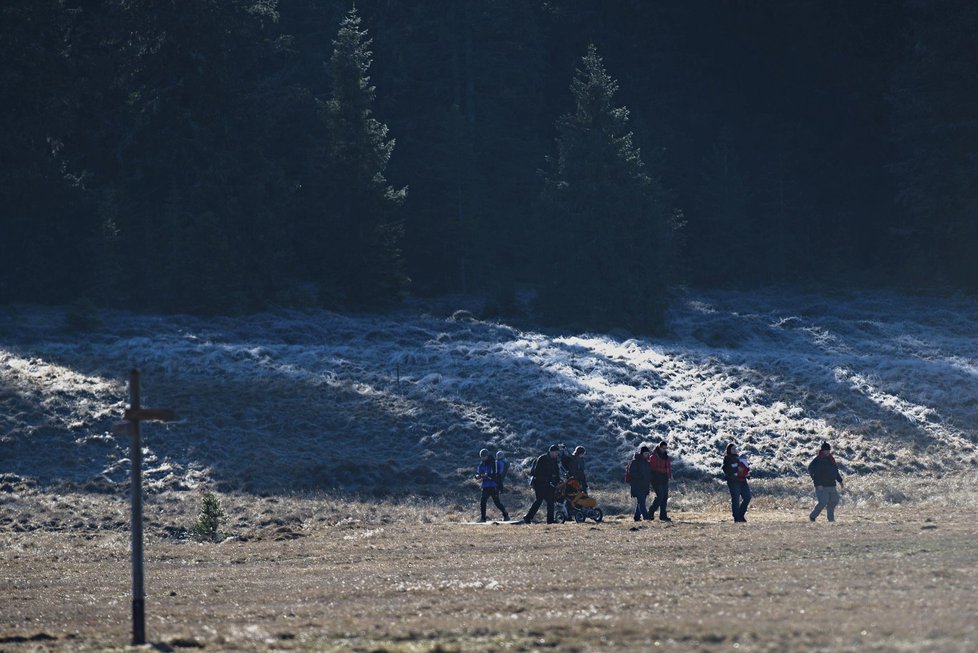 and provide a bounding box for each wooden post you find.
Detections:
[128,369,145,645]
[119,369,175,647]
